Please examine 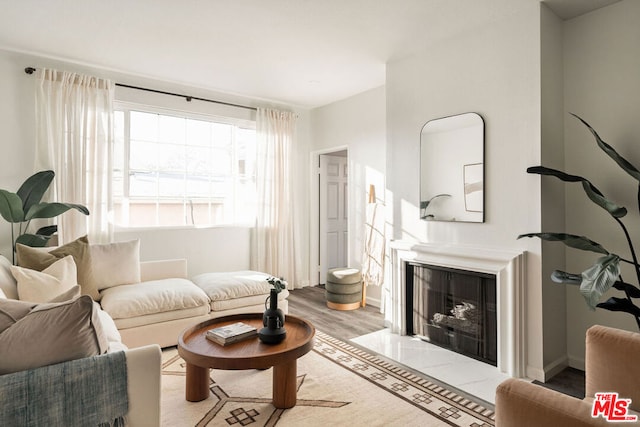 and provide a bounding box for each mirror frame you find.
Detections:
[420,112,485,223]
